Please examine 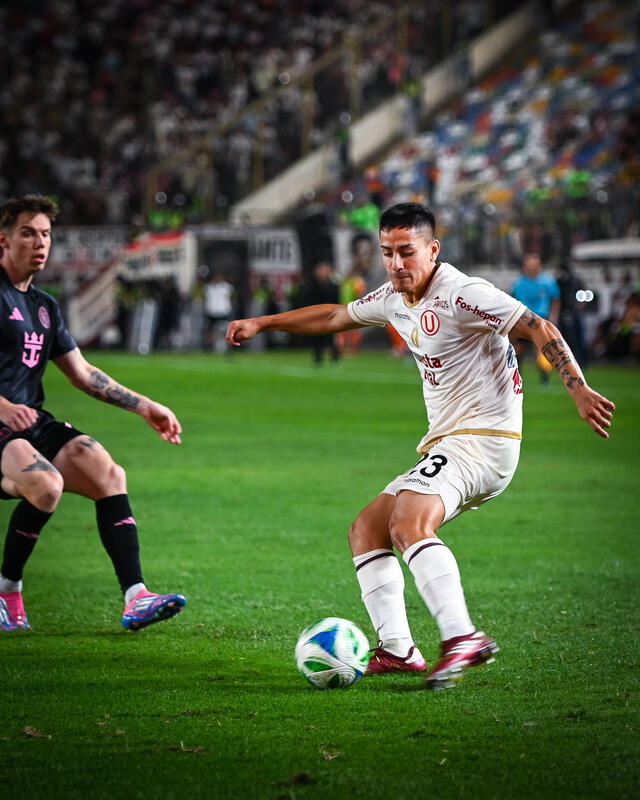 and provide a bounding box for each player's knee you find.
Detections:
[29,471,64,512]
[348,513,367,549]
[389,509,426,552]
[99,460,127,494]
